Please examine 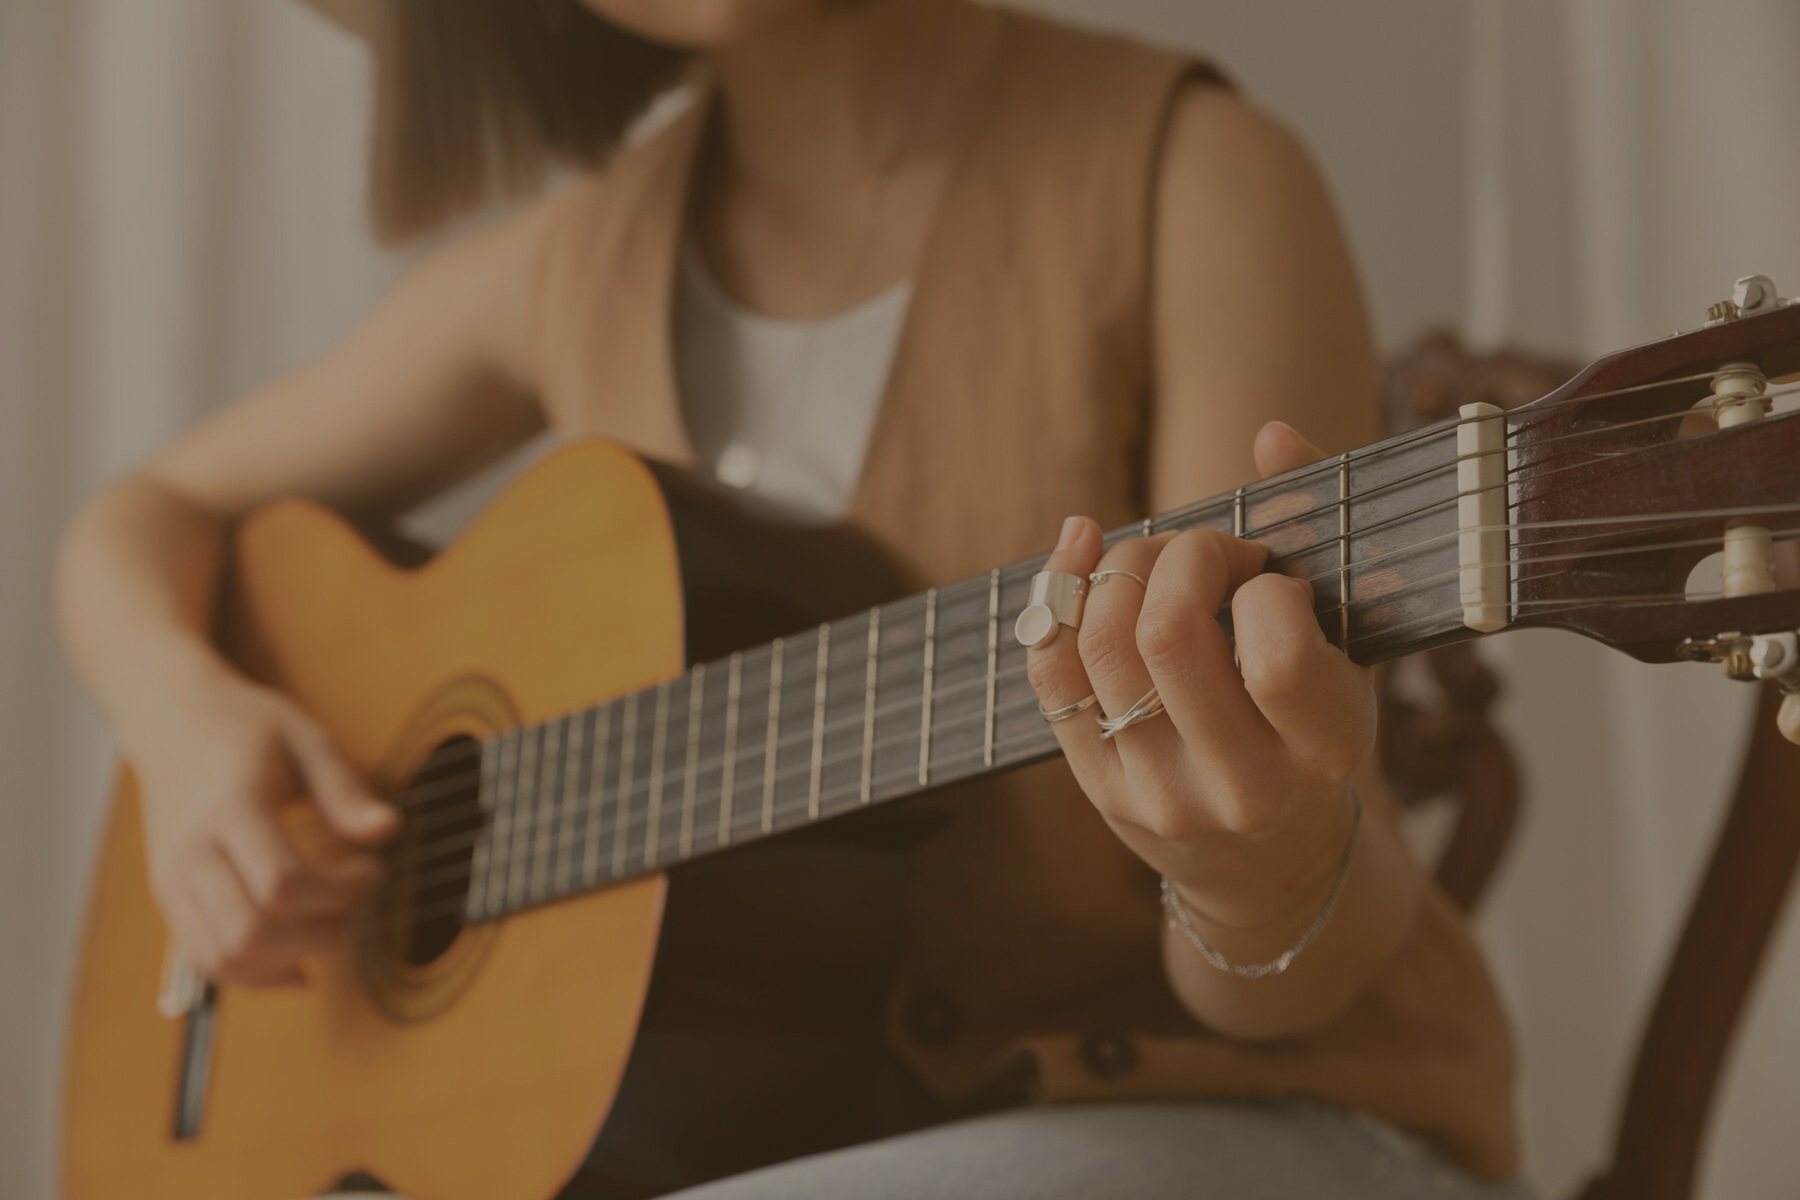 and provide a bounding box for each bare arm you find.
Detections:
[1025,87,1424,1041]
[54,197,554,985]
[1146,88,1422,1038]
